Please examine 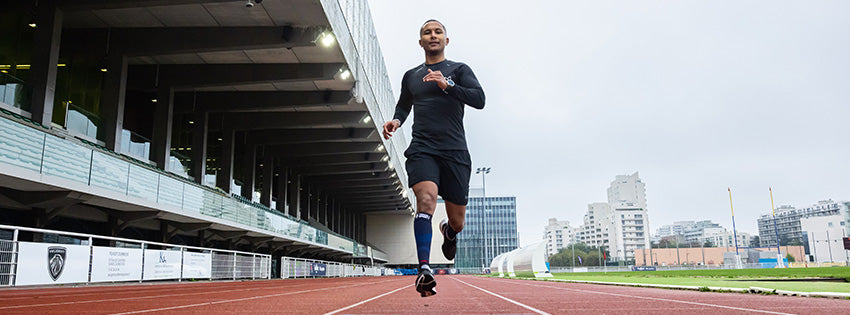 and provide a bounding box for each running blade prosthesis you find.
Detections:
[415,269,436,297]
